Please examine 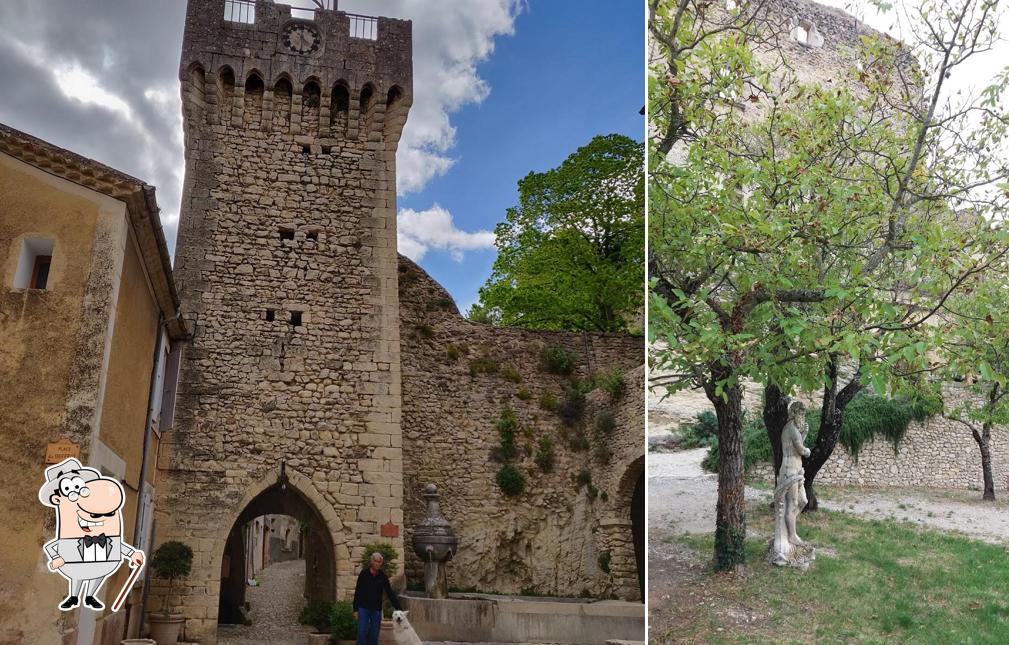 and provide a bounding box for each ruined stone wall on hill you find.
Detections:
[398,257,645,600]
